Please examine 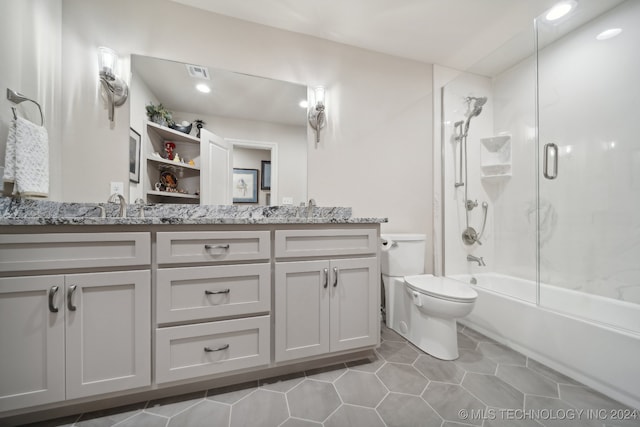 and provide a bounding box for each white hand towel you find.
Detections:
[2,119,17,185]
[13,117,49,197]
